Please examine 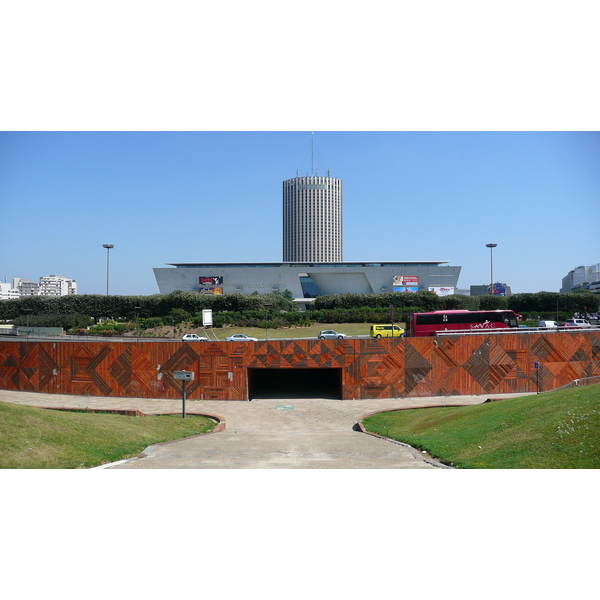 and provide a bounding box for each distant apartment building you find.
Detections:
[39,274,77,296]
[0,275,77,299]
[15,278,40,296]
[0,282,20,300]
[561,264,600,294]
